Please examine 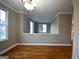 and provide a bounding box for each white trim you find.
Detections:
[56,12,72,18]
[17,43,72,46]
[51,12,72,23]
[0,0,25,13]
[57,12,72,15]
[0,44,17,55]
[0,0,17,12]
[0,43,72,55]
